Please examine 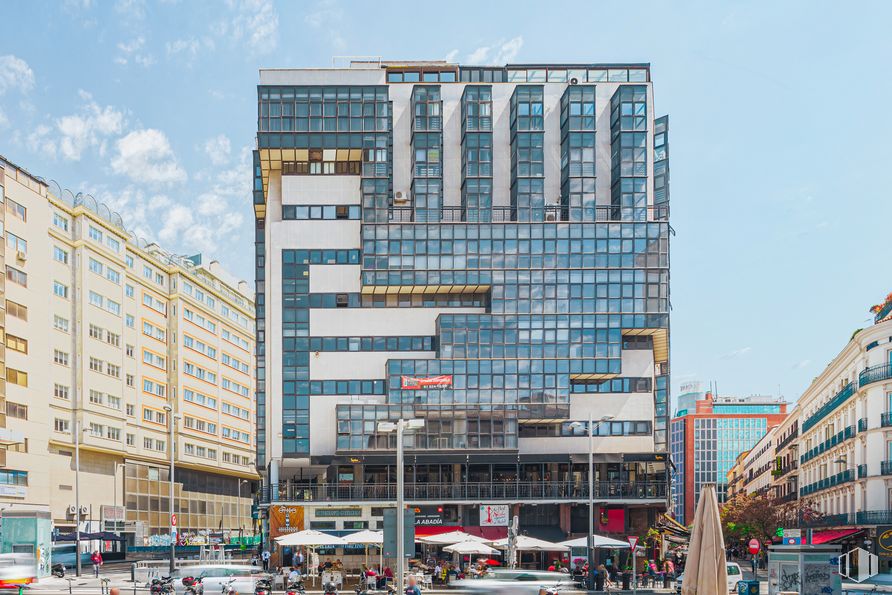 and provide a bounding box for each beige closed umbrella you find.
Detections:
[682,484,728,595]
